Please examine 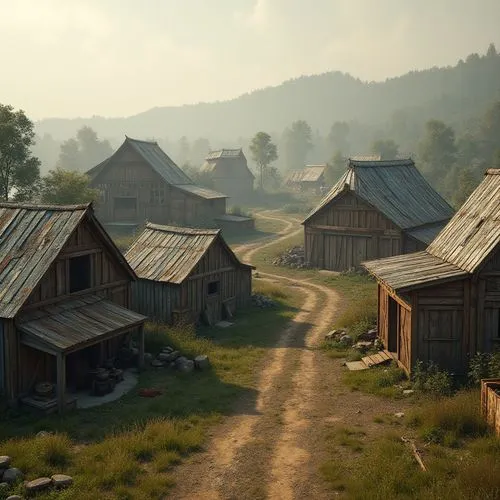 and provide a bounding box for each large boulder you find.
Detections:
[177,359,195,373]
[0,456,10,469]
[25,477,52,494]
[51,474,73,489]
